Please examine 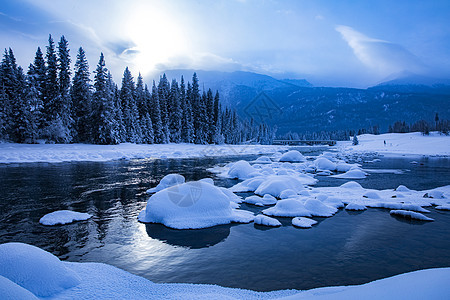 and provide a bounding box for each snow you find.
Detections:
[244,195,277,206]
[39,210,92,226]
[228,160,259,179]
[390,210,434,221]
[1,243,450,299]
[146,174,186,194]
[292,217,318,228]
[279,150,306,162]
[0,143,287,164]
[345,202,367,211]
[0,243,80,297]
[254,215,282,227]
[279,189,297,199]
[340,132,450,156]
[263,199,312,217]
[138,180,254,229]
[340,181,364,189]
[331,168,367,179]
[304,199,338,217]
[255,175,316,198]
[314,157,336,171]
[436,204,450,210]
